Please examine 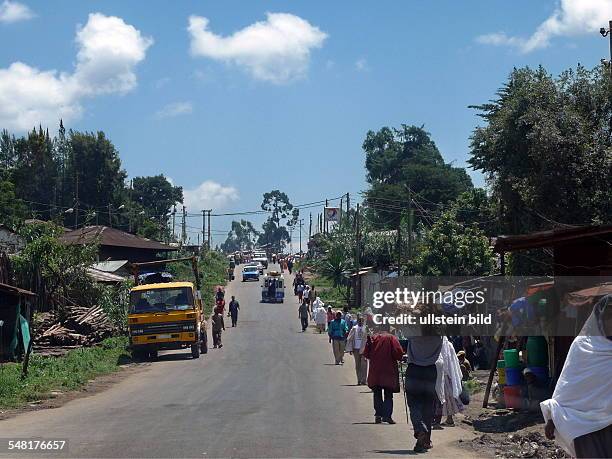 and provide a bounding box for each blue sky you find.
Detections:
[1,0,610,246]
